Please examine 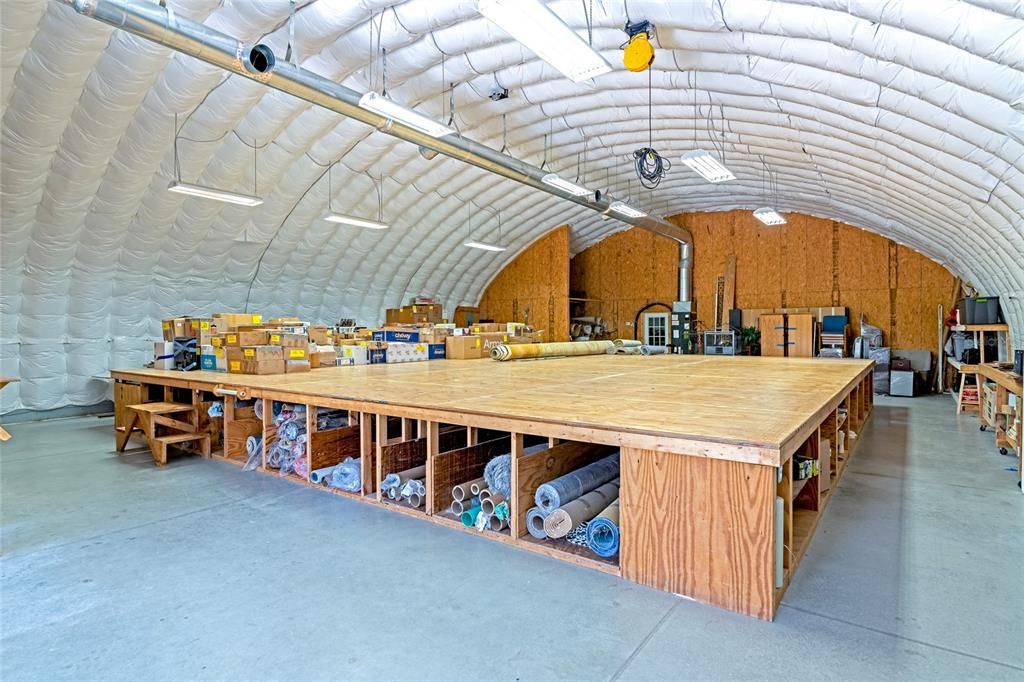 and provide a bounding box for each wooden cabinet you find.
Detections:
[760,314,787,357]
[788,314,816,358]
